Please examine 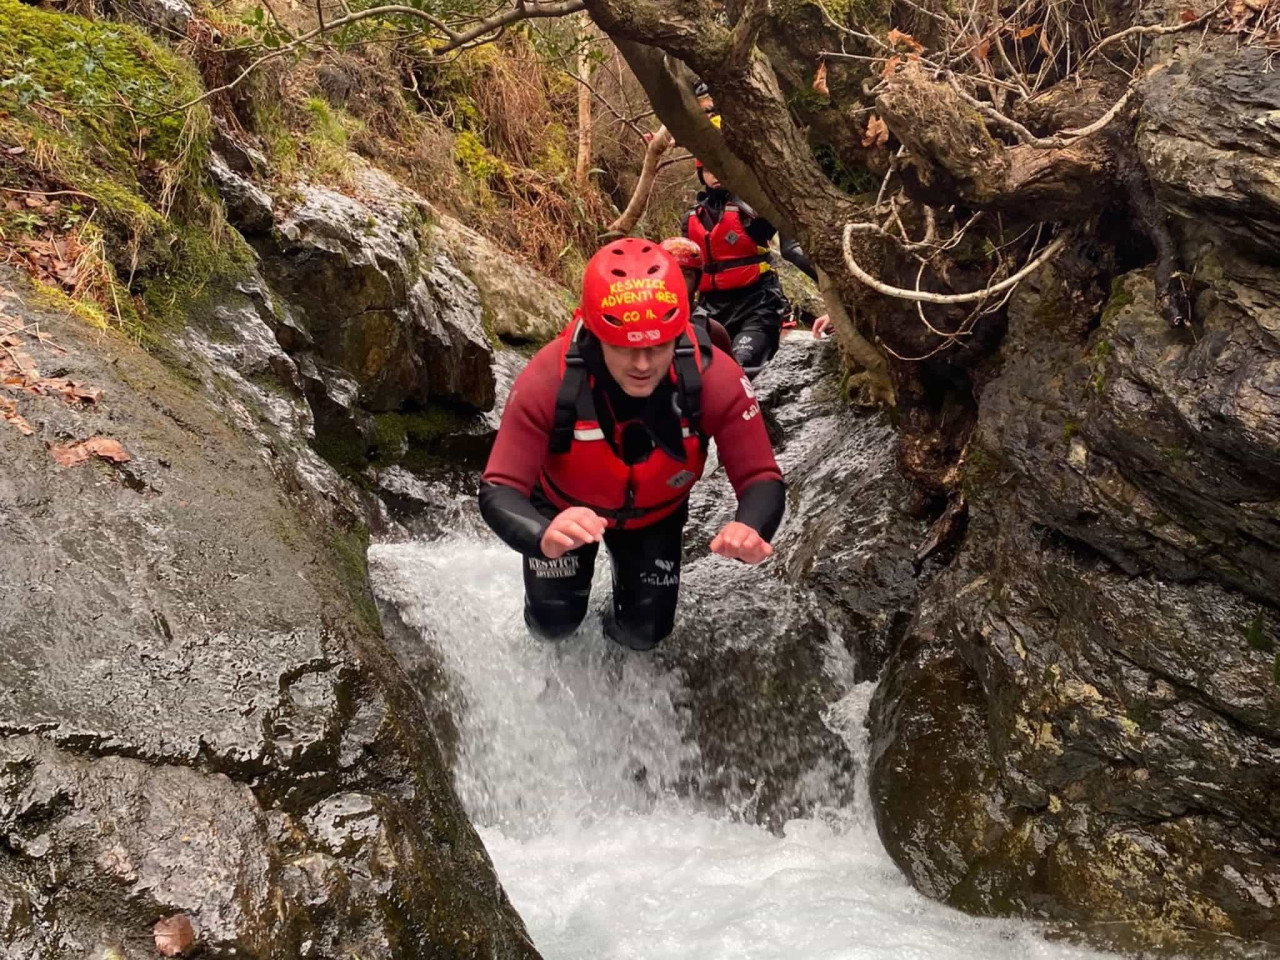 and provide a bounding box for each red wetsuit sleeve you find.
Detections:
[479,342,564,555]
[482,341,562,495]
[699,347,785,538]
